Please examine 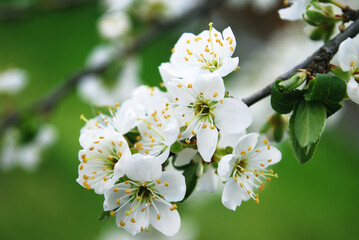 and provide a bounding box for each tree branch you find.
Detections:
[243,17,359,107]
